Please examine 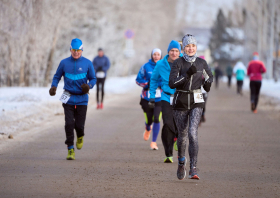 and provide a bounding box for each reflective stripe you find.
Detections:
[65,72,87,80]
[174,77,185,84]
